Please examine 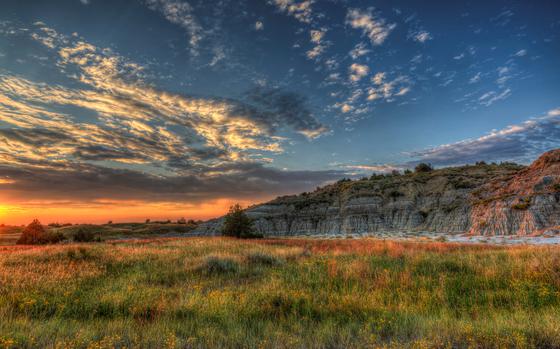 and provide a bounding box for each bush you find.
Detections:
[415,163,433,173]
[16,219,65,245]
[512,197,531,210]
[512,202,530,210]
[247,252,283,266]
[72,228,97,242]
[222,204,262,238]
[198,256,239,275]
